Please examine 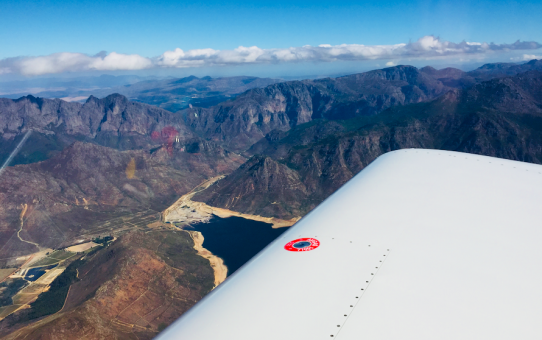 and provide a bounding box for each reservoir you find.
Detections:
[190,215,289,276]
[25,264,58,282]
